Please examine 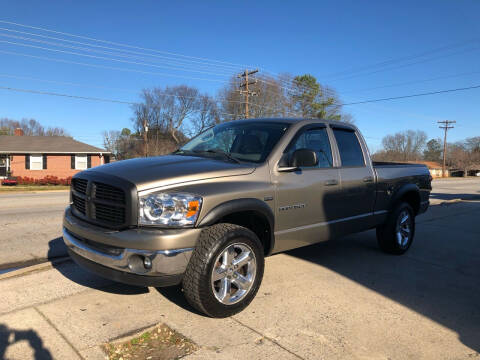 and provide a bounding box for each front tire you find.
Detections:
[376,202,415,255]
[182,223,264,318]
